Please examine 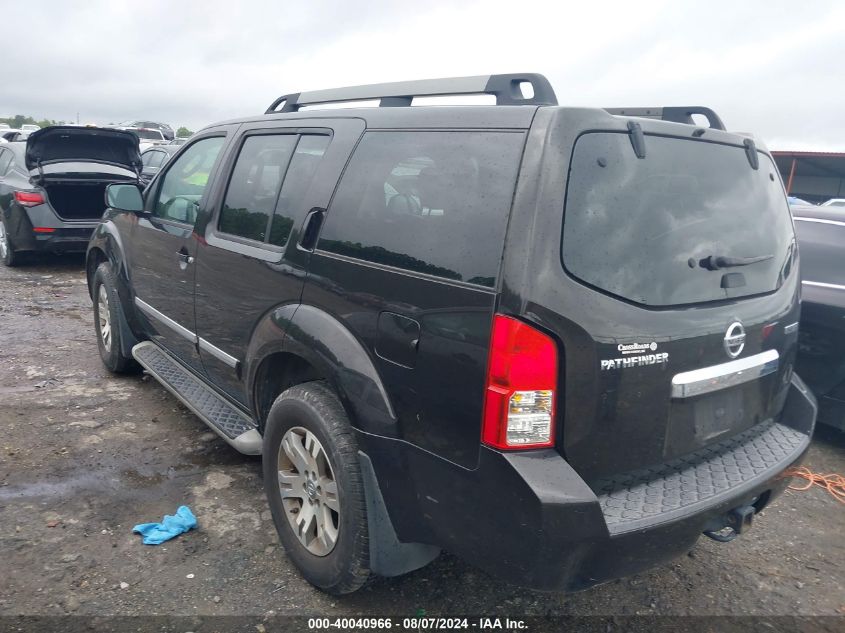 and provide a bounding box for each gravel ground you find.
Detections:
[0,255,843,622]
